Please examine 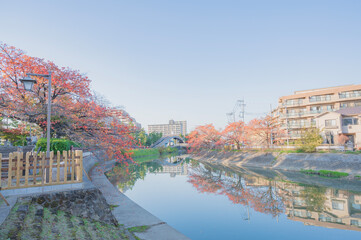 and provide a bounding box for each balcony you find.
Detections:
[339,91,361,99]
[281,109,337,118]
[282,123,312,129]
